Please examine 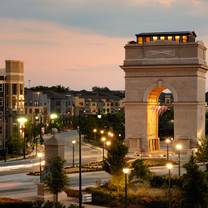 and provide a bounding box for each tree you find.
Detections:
[103,140,128,189]
[196,137,208,163]
[129,159,151,182]
[44,156,68,203]
[104,140,128,175]
[182,155,208,208]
